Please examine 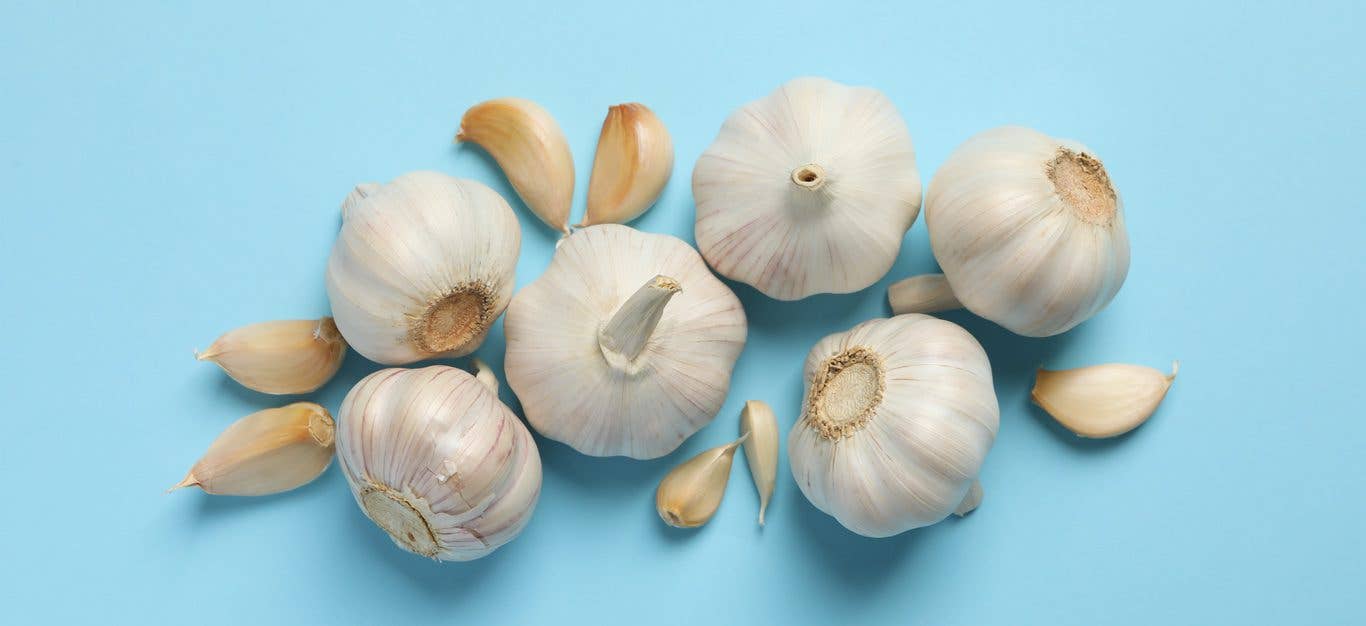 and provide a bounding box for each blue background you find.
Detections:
[2,1,1363,624]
